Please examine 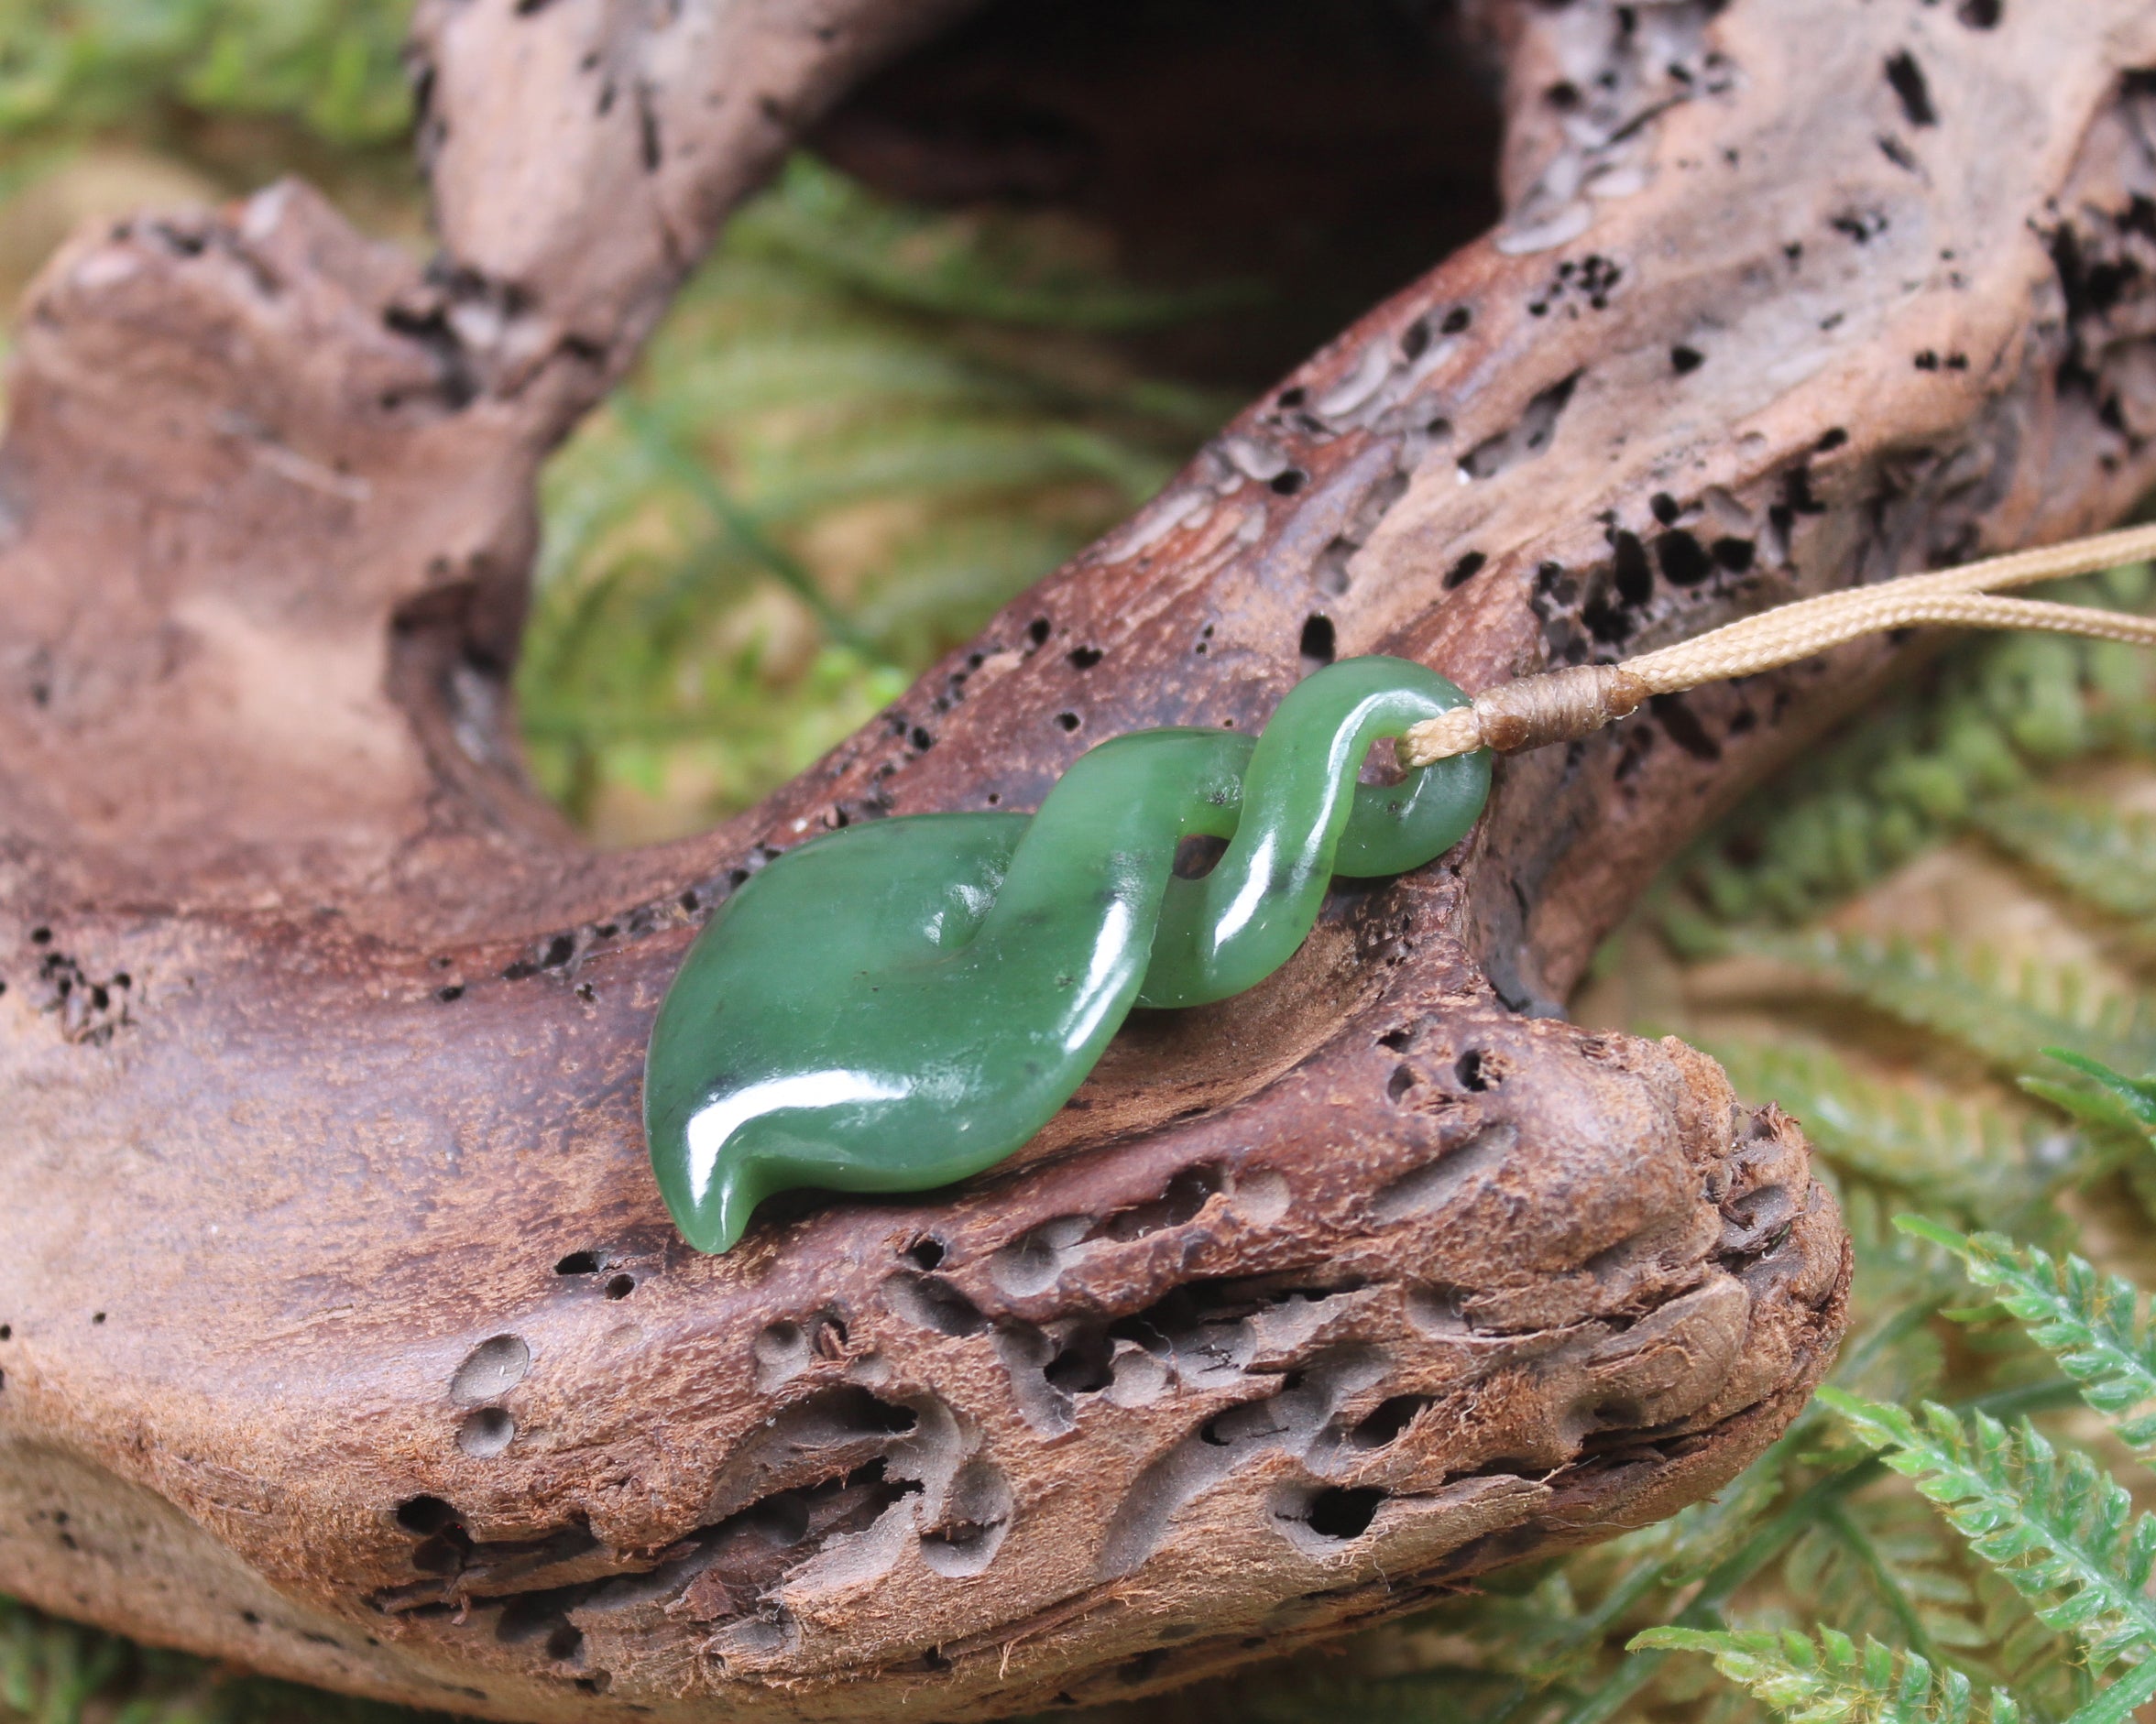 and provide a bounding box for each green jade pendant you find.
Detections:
[643,655,1493,1253]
